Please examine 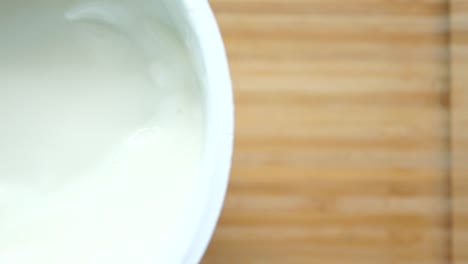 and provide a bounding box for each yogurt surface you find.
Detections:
[0,1,203,263]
